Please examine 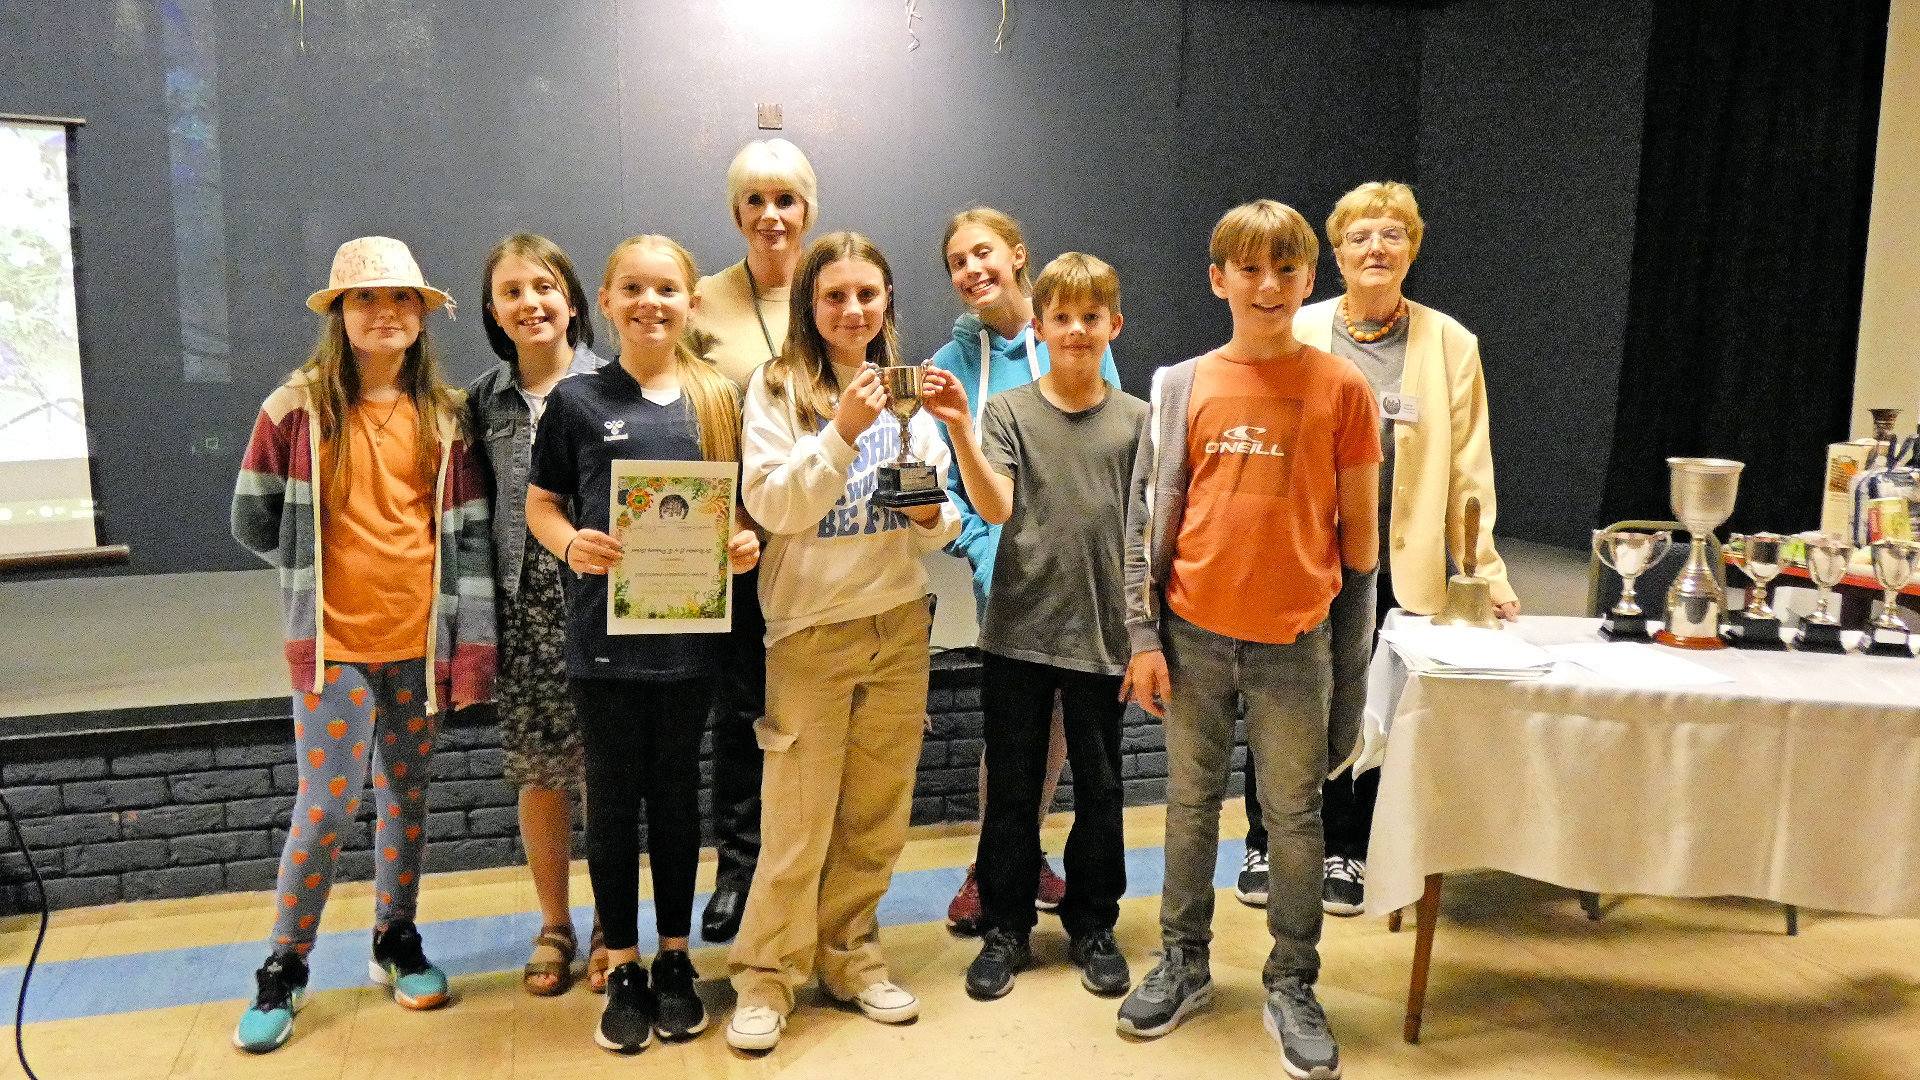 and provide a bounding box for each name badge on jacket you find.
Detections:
[1380,391,1420,425]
